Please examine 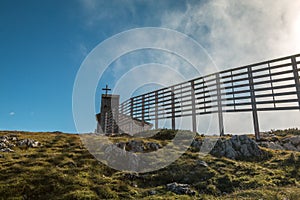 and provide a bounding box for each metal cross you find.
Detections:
[102,84,111,95]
